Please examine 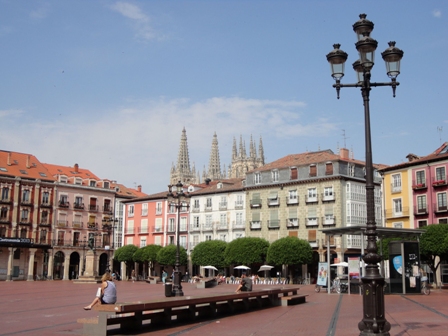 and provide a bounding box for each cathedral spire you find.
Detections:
[258,136,265,164]
[169,127,196,185]
[207,132,222,180]
[238,135,244,158]
[232,137,237,160]
[249,134,256,158]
